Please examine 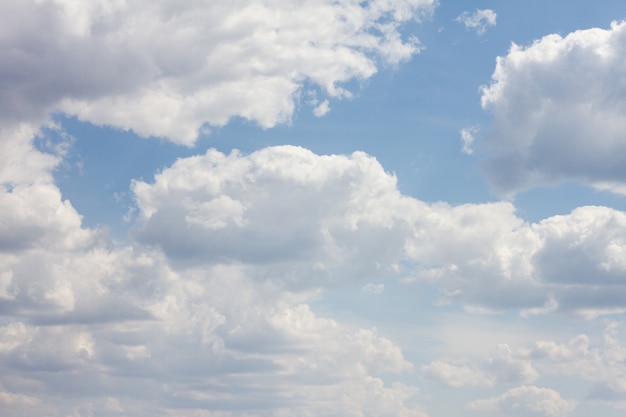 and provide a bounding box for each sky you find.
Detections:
[3,1,626,416]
